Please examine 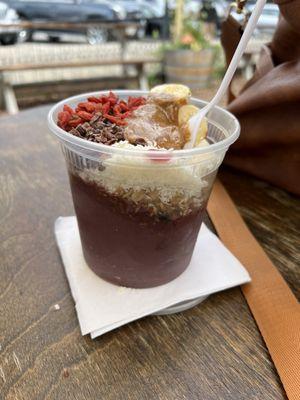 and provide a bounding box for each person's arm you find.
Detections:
[274,0,300,32]
[270,0,300,64]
